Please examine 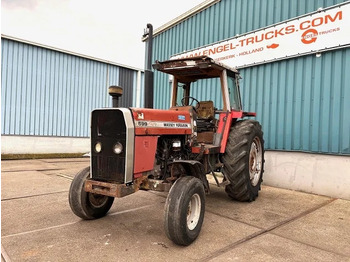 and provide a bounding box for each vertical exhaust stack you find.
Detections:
[143,23,154,108]
[108,86,123,107]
